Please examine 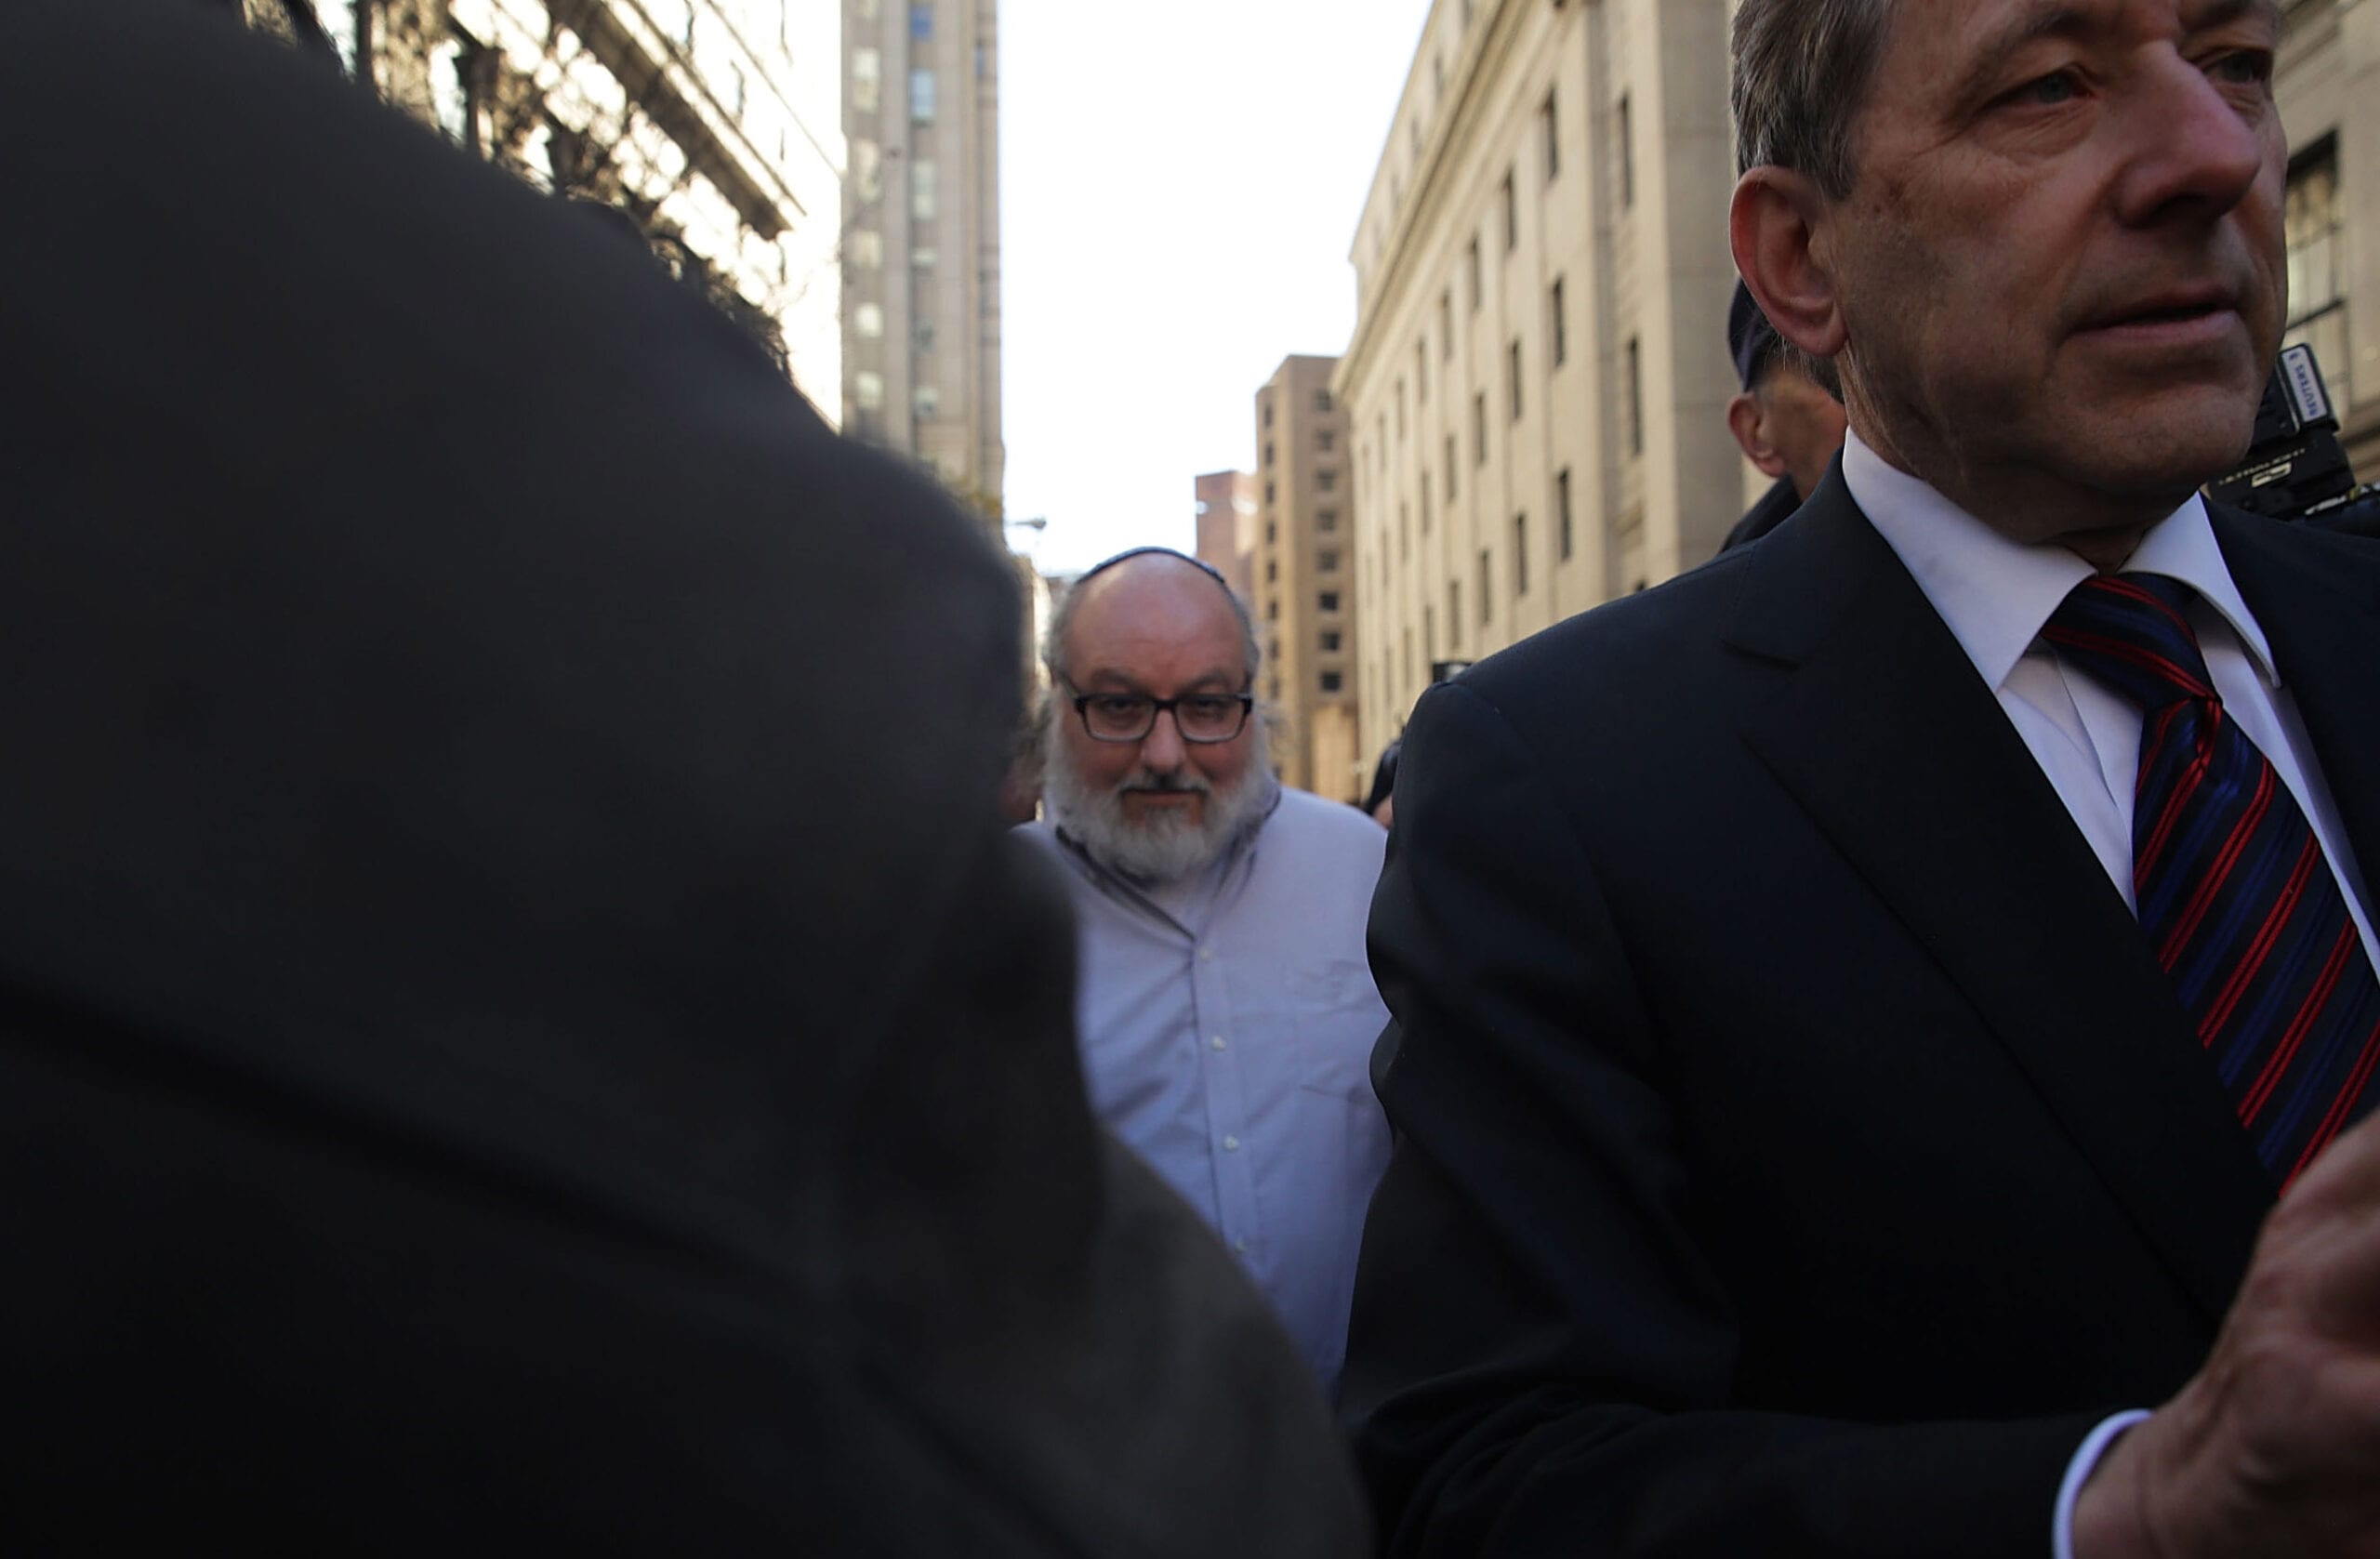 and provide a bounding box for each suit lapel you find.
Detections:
[2211,509,2380,908]
[1726,483,2270,1326]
